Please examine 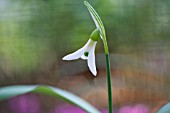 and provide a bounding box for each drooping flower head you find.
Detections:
[62,29,100,76]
